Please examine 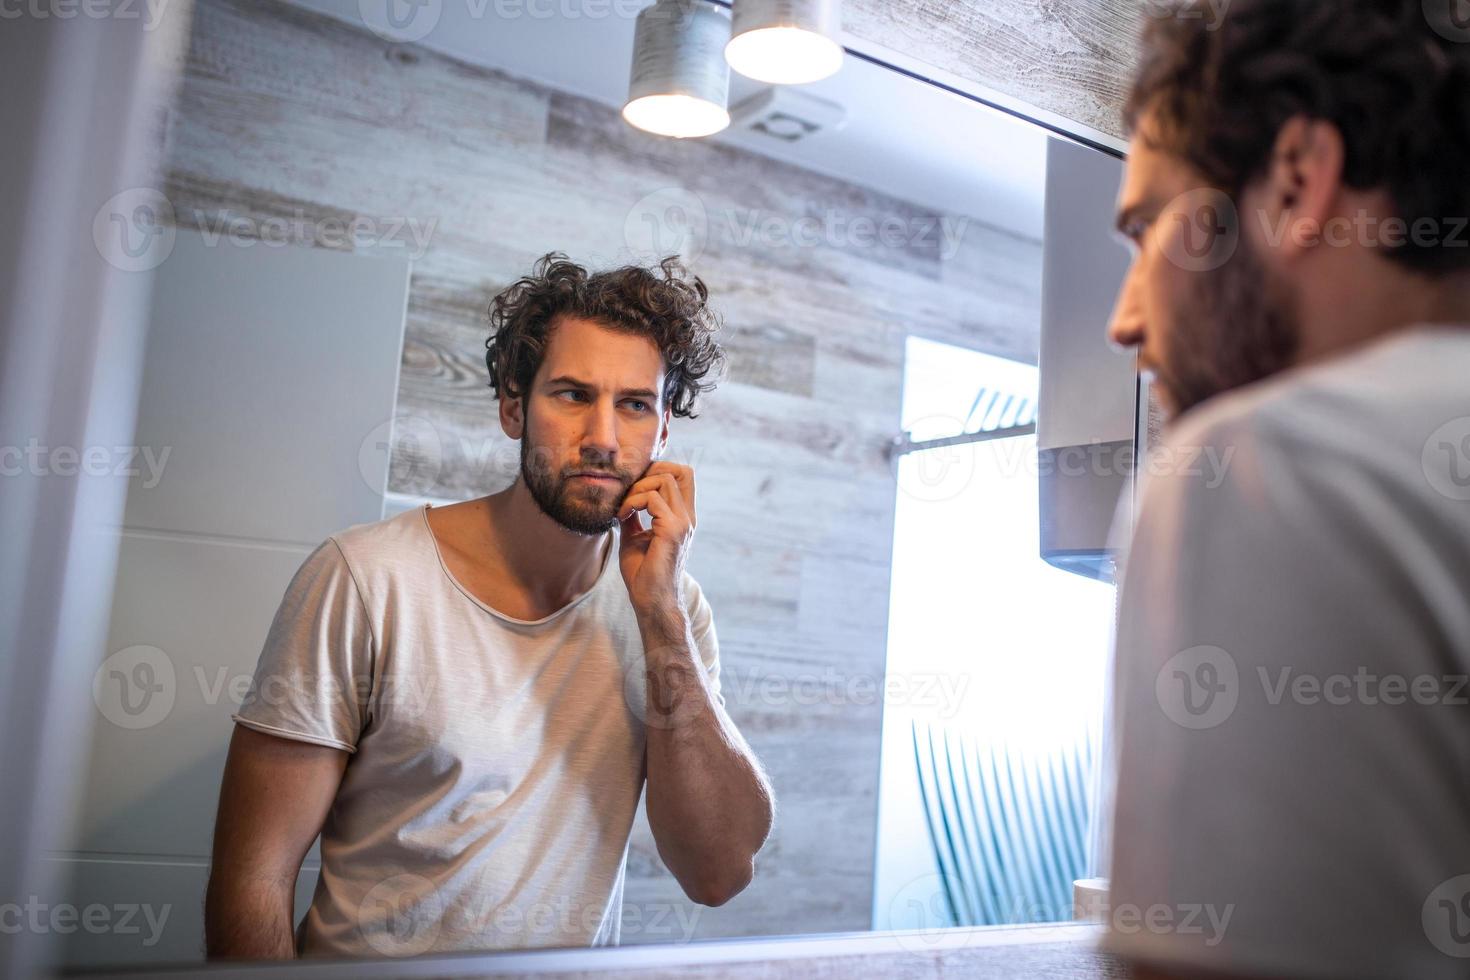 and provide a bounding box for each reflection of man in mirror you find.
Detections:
[205,252,774,959]
[1103,2,1470,979]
